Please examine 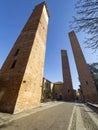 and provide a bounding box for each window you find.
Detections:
[86,81,88,85]
[11,60,17,69]
[14,49,20,56]
[68,89,70,93]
